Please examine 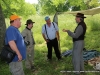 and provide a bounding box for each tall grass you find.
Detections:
[86,15,100,31]
[1,13,100,75]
